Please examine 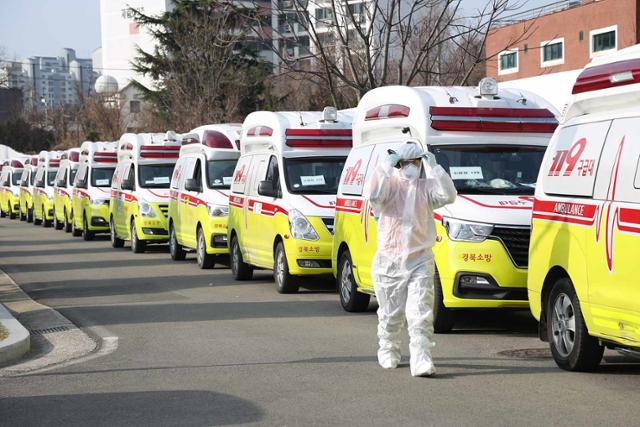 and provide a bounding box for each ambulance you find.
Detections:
[18,157,38,222]
[333,80,558,332]
[228,108,353,293]
[33,151,62,227]
[529,45,640,371]
[110,132,180,252]
[168,124,242,268]
[0,159,24,219]
[71,141,117,240]
[53,148,81,231]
